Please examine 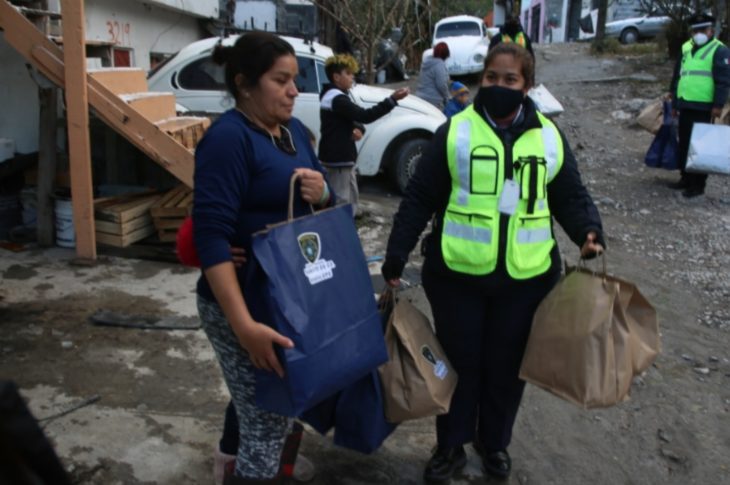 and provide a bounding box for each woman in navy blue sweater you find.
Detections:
[193,32,332,485]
